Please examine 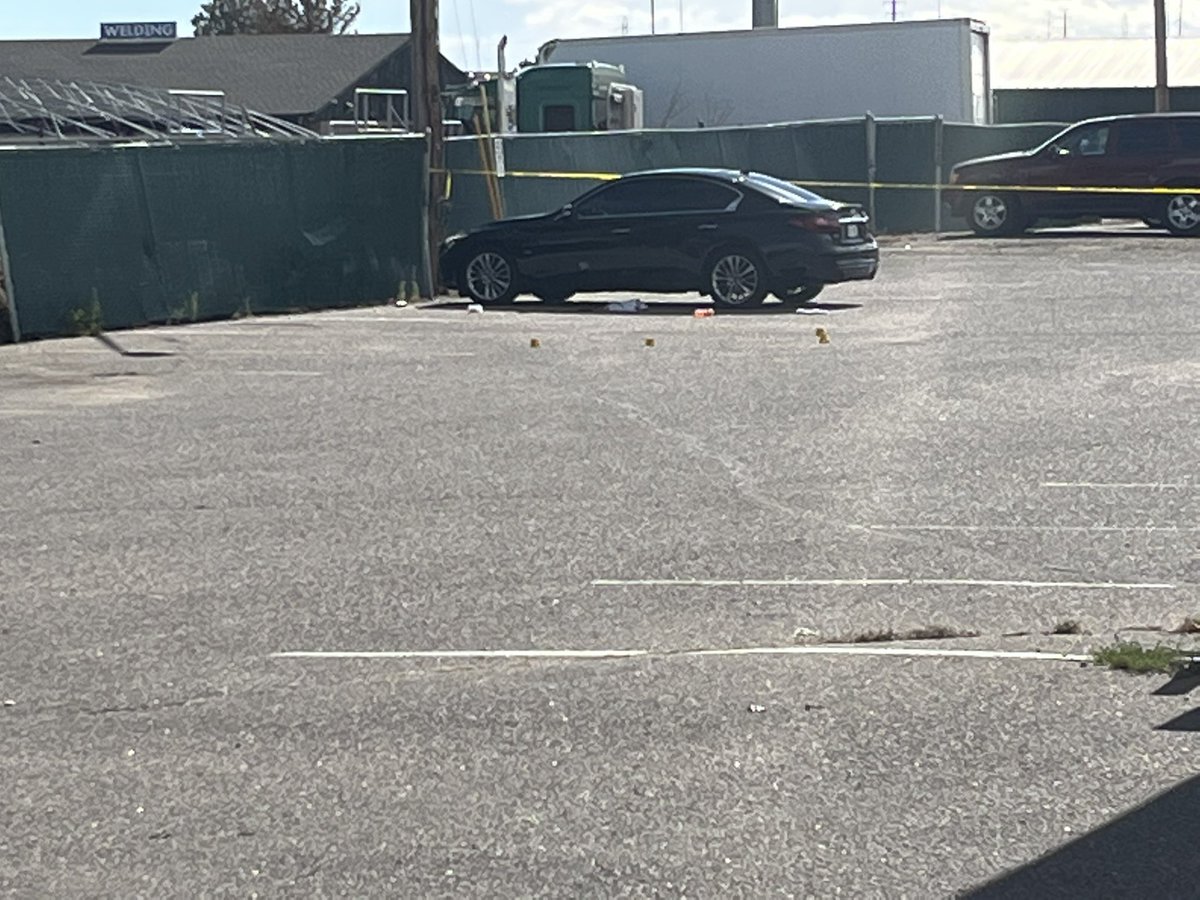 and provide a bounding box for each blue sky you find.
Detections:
[0,1,1178,70]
